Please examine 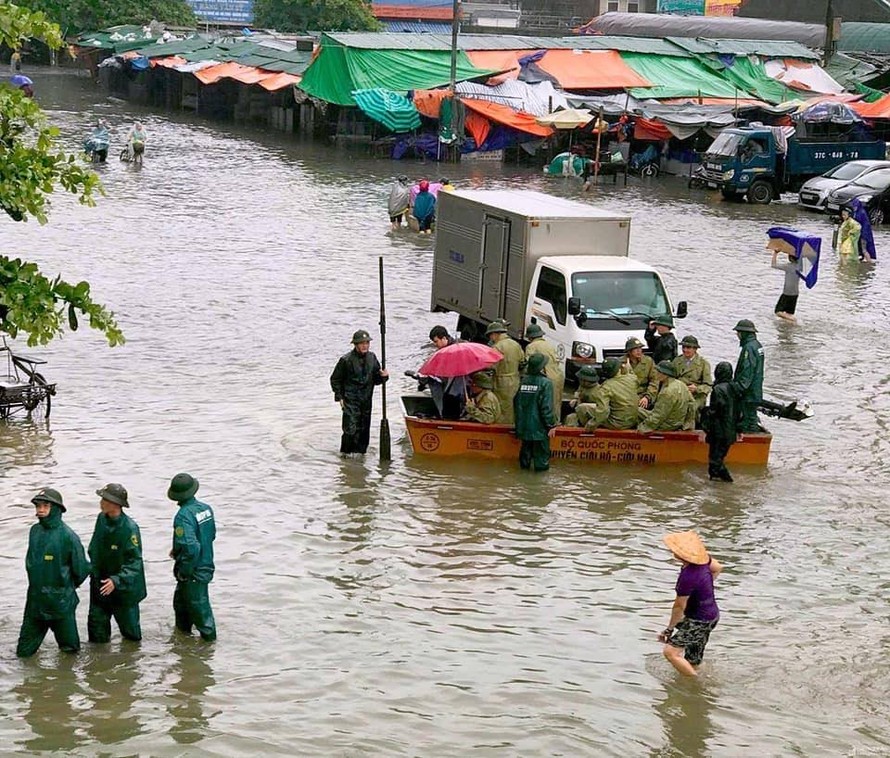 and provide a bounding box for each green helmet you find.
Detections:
[484,321,508,336]
[600,358,621,379]
[655,360,678,378]
[525,322,544,339]
[653,315,674,328]
[167,473,199,502]
[471,371,494,389]
[680,335,700,348]
[32,487,65,512]
[576,366,600,384]
[526,352,548,374]
[351,330,372,344]
[733,319,757,333]
[96,482,129,508]
[625,336,645,351]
